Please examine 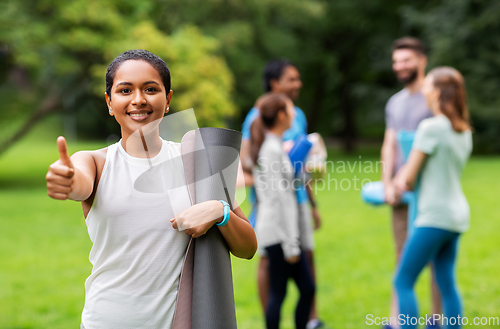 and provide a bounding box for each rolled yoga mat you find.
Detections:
[172,127,241,329]
[397,130,419,232]
[288,134,313,175]
[361,181,413,205]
